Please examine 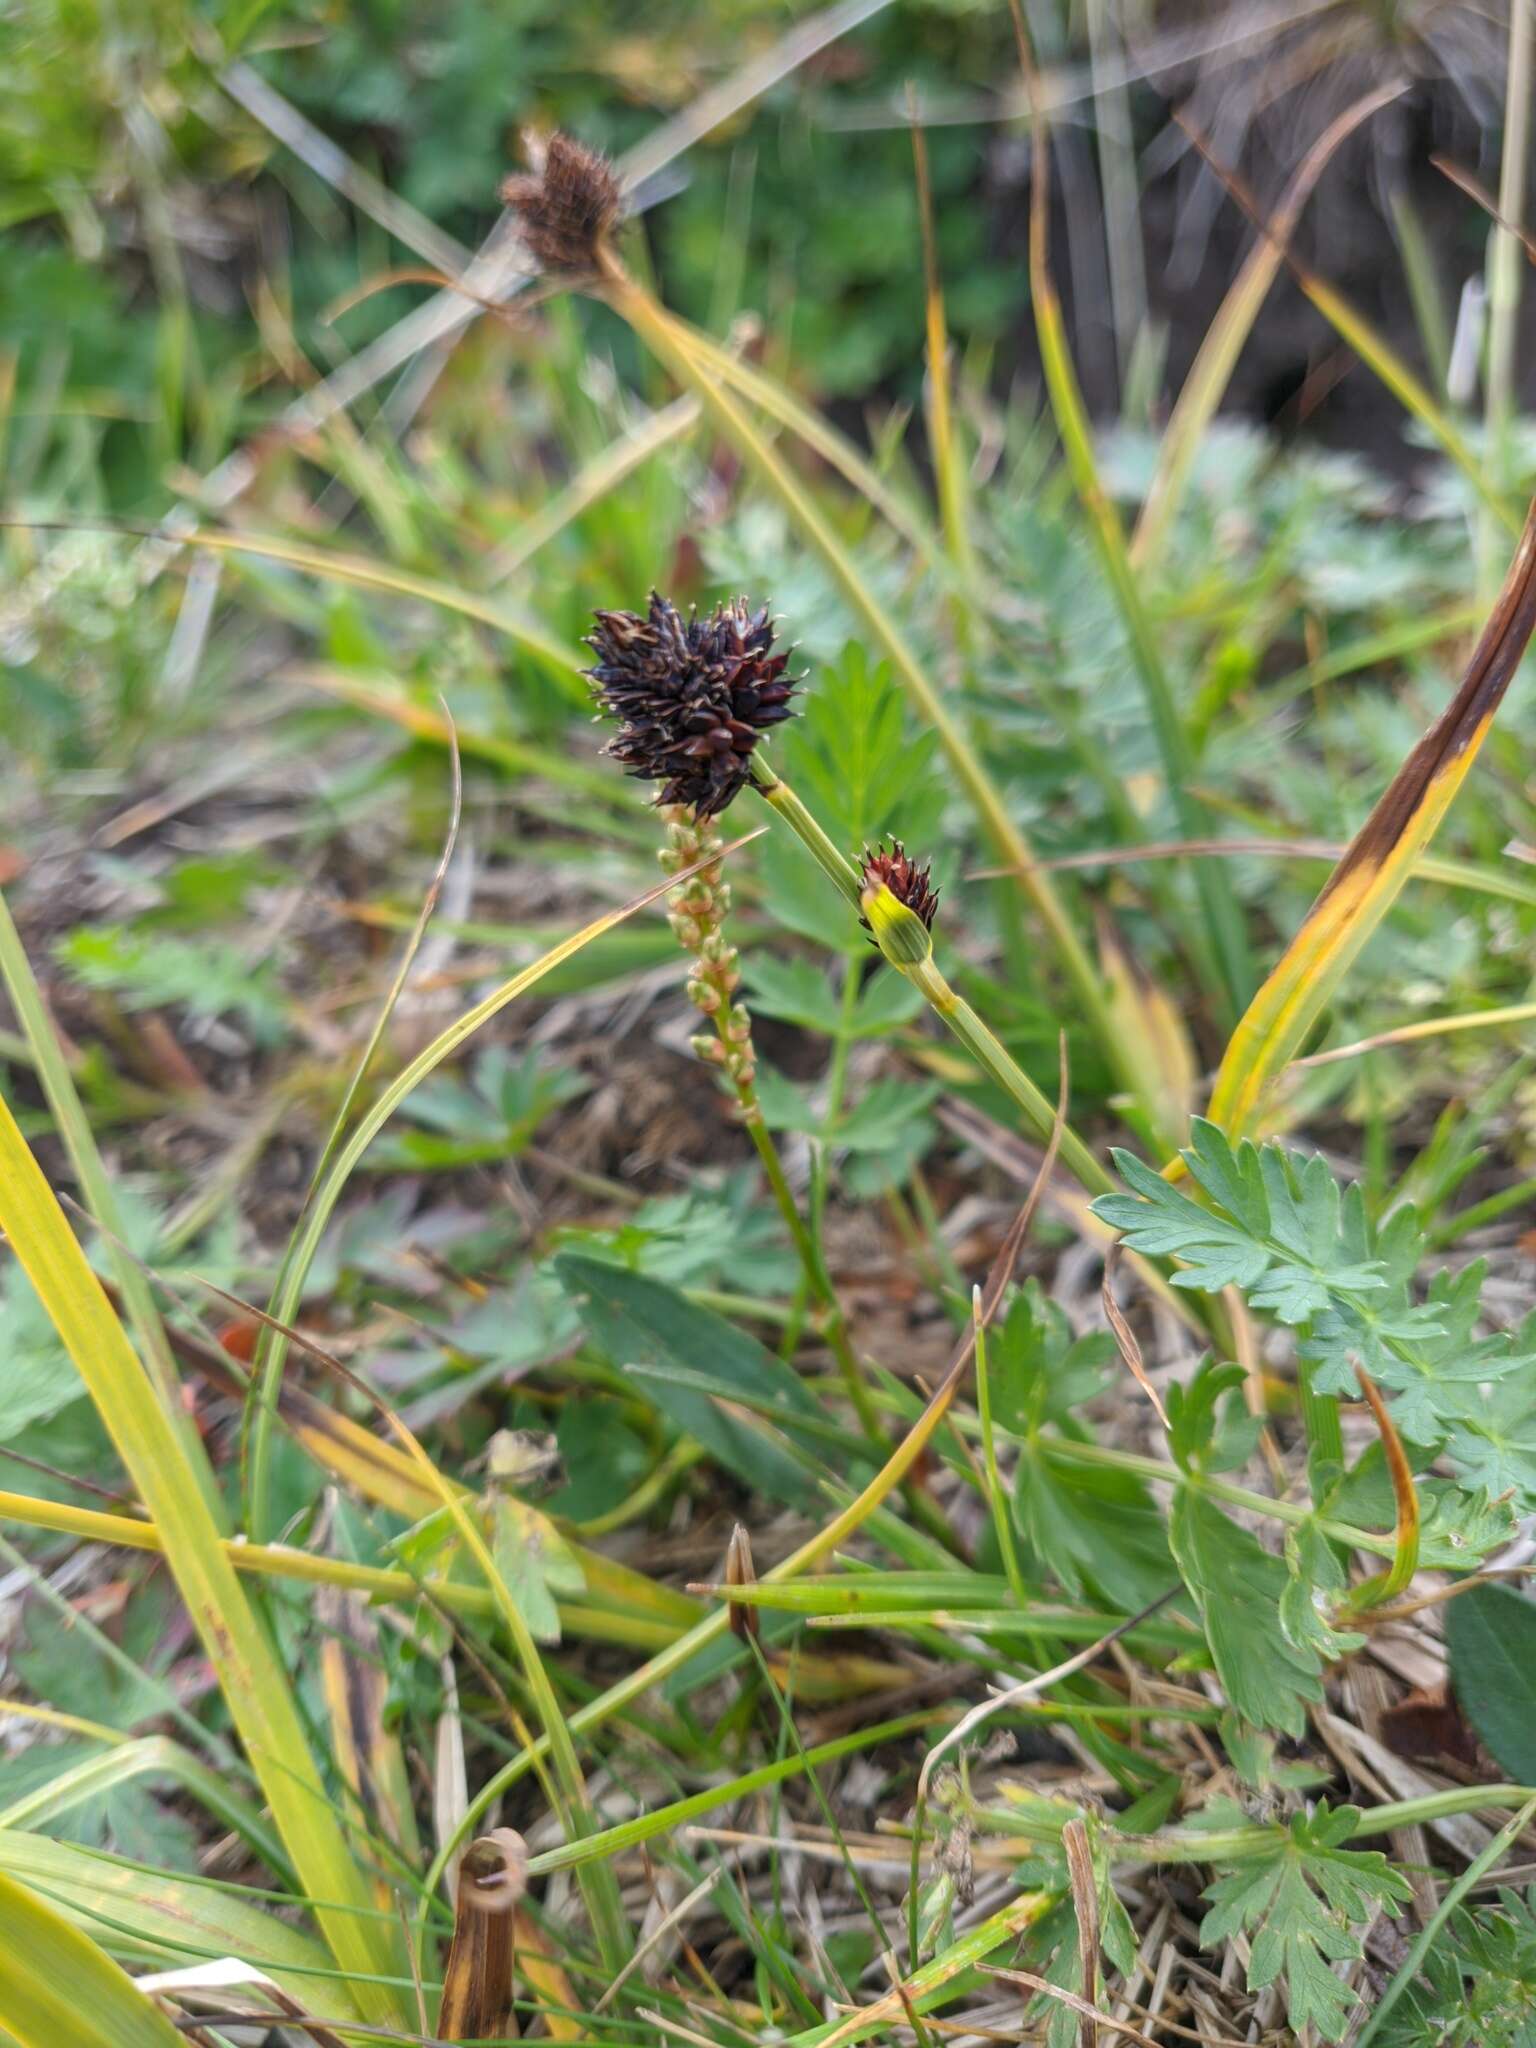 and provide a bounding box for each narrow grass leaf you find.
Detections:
[0,1830,351,2010]
[0,1088,407,2026]
[0,1869,184,2048]
[1209,496,1536,1133]
[1133,83,1404,571]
